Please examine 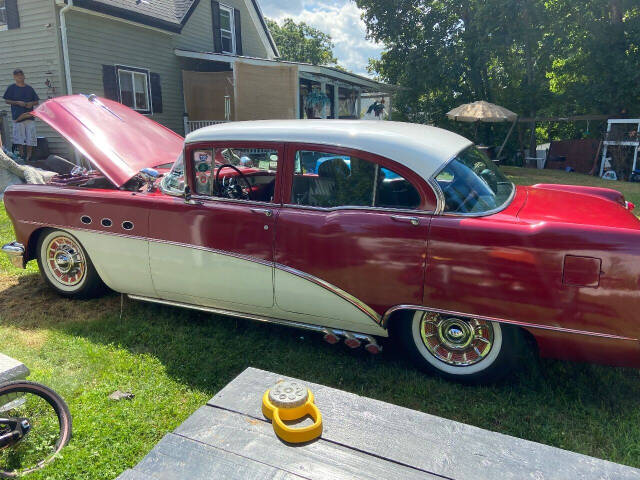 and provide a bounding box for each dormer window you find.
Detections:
[212,2,242,55]
[219,5,235,54]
